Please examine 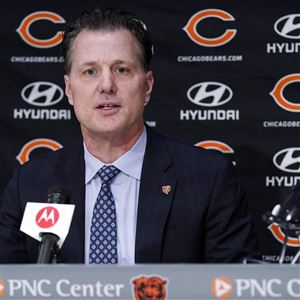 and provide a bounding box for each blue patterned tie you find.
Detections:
[89,165,120,264]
